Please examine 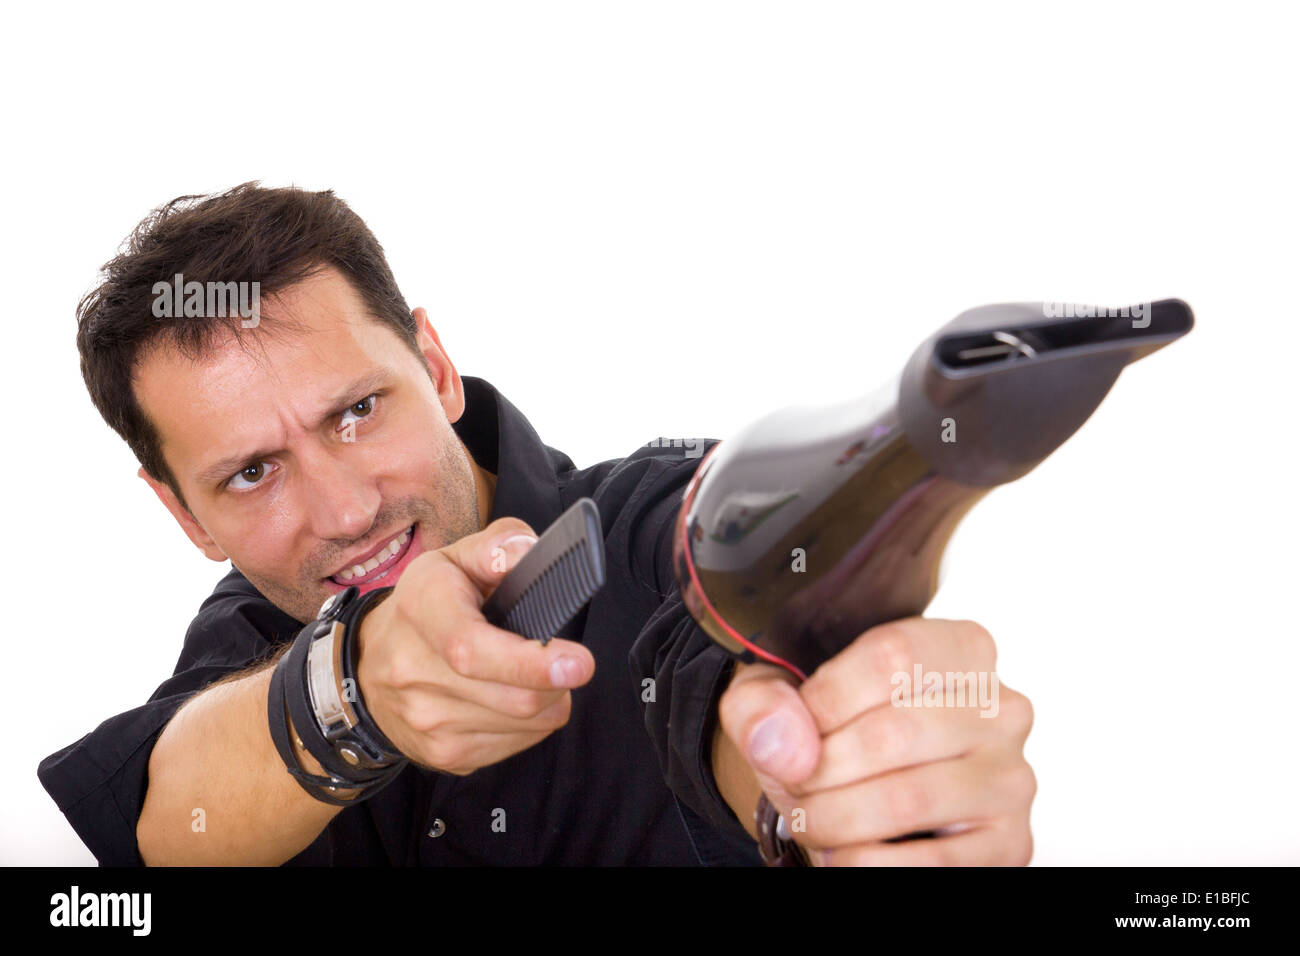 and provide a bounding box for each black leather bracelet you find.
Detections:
[268,648,376,805]
[269,630,405,805]
[755,792,810,866]
[267,587,407,805]
[335,587,404,763]
[285,616,397,780]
